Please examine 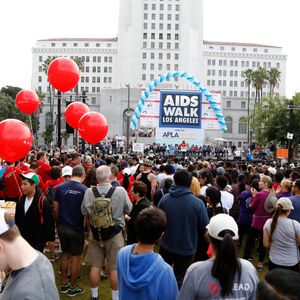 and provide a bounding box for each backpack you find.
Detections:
[45,185,55,206]
[92,187,115,229]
